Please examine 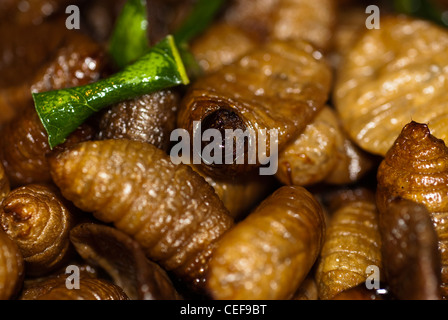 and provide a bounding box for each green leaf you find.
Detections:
[33,35,189,149]
[109,0,150,69]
